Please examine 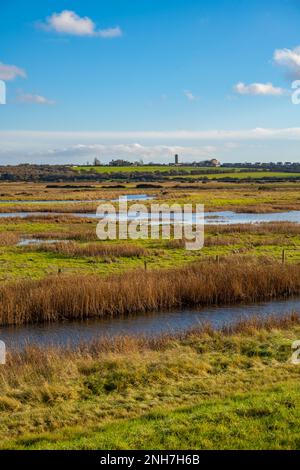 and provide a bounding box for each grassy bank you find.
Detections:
[0,258,299,325]
[1,314,300,449]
